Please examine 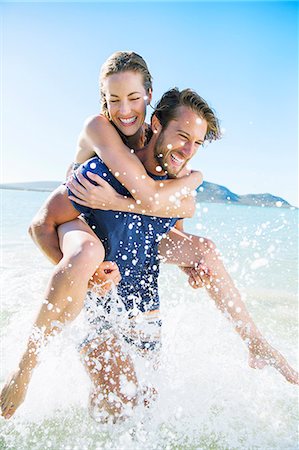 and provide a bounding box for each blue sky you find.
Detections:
[1,1,298,205]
